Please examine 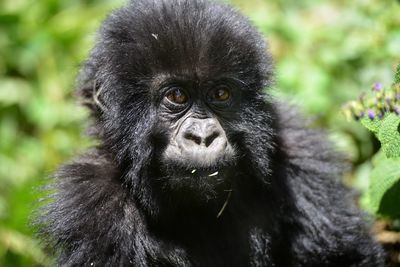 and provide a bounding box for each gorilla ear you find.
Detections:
[76,63,108,114]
